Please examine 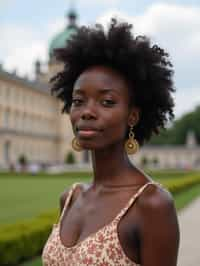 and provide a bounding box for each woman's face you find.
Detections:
[70,65,138,150]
